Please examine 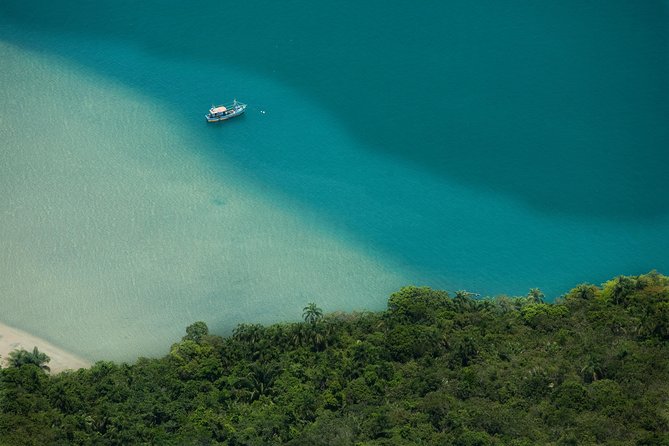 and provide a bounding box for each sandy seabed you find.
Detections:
[0,322,90,373]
